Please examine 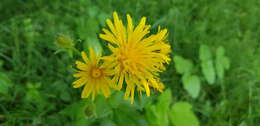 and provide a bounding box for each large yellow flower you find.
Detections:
[73,48,113,100]
[99,12,171,103]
